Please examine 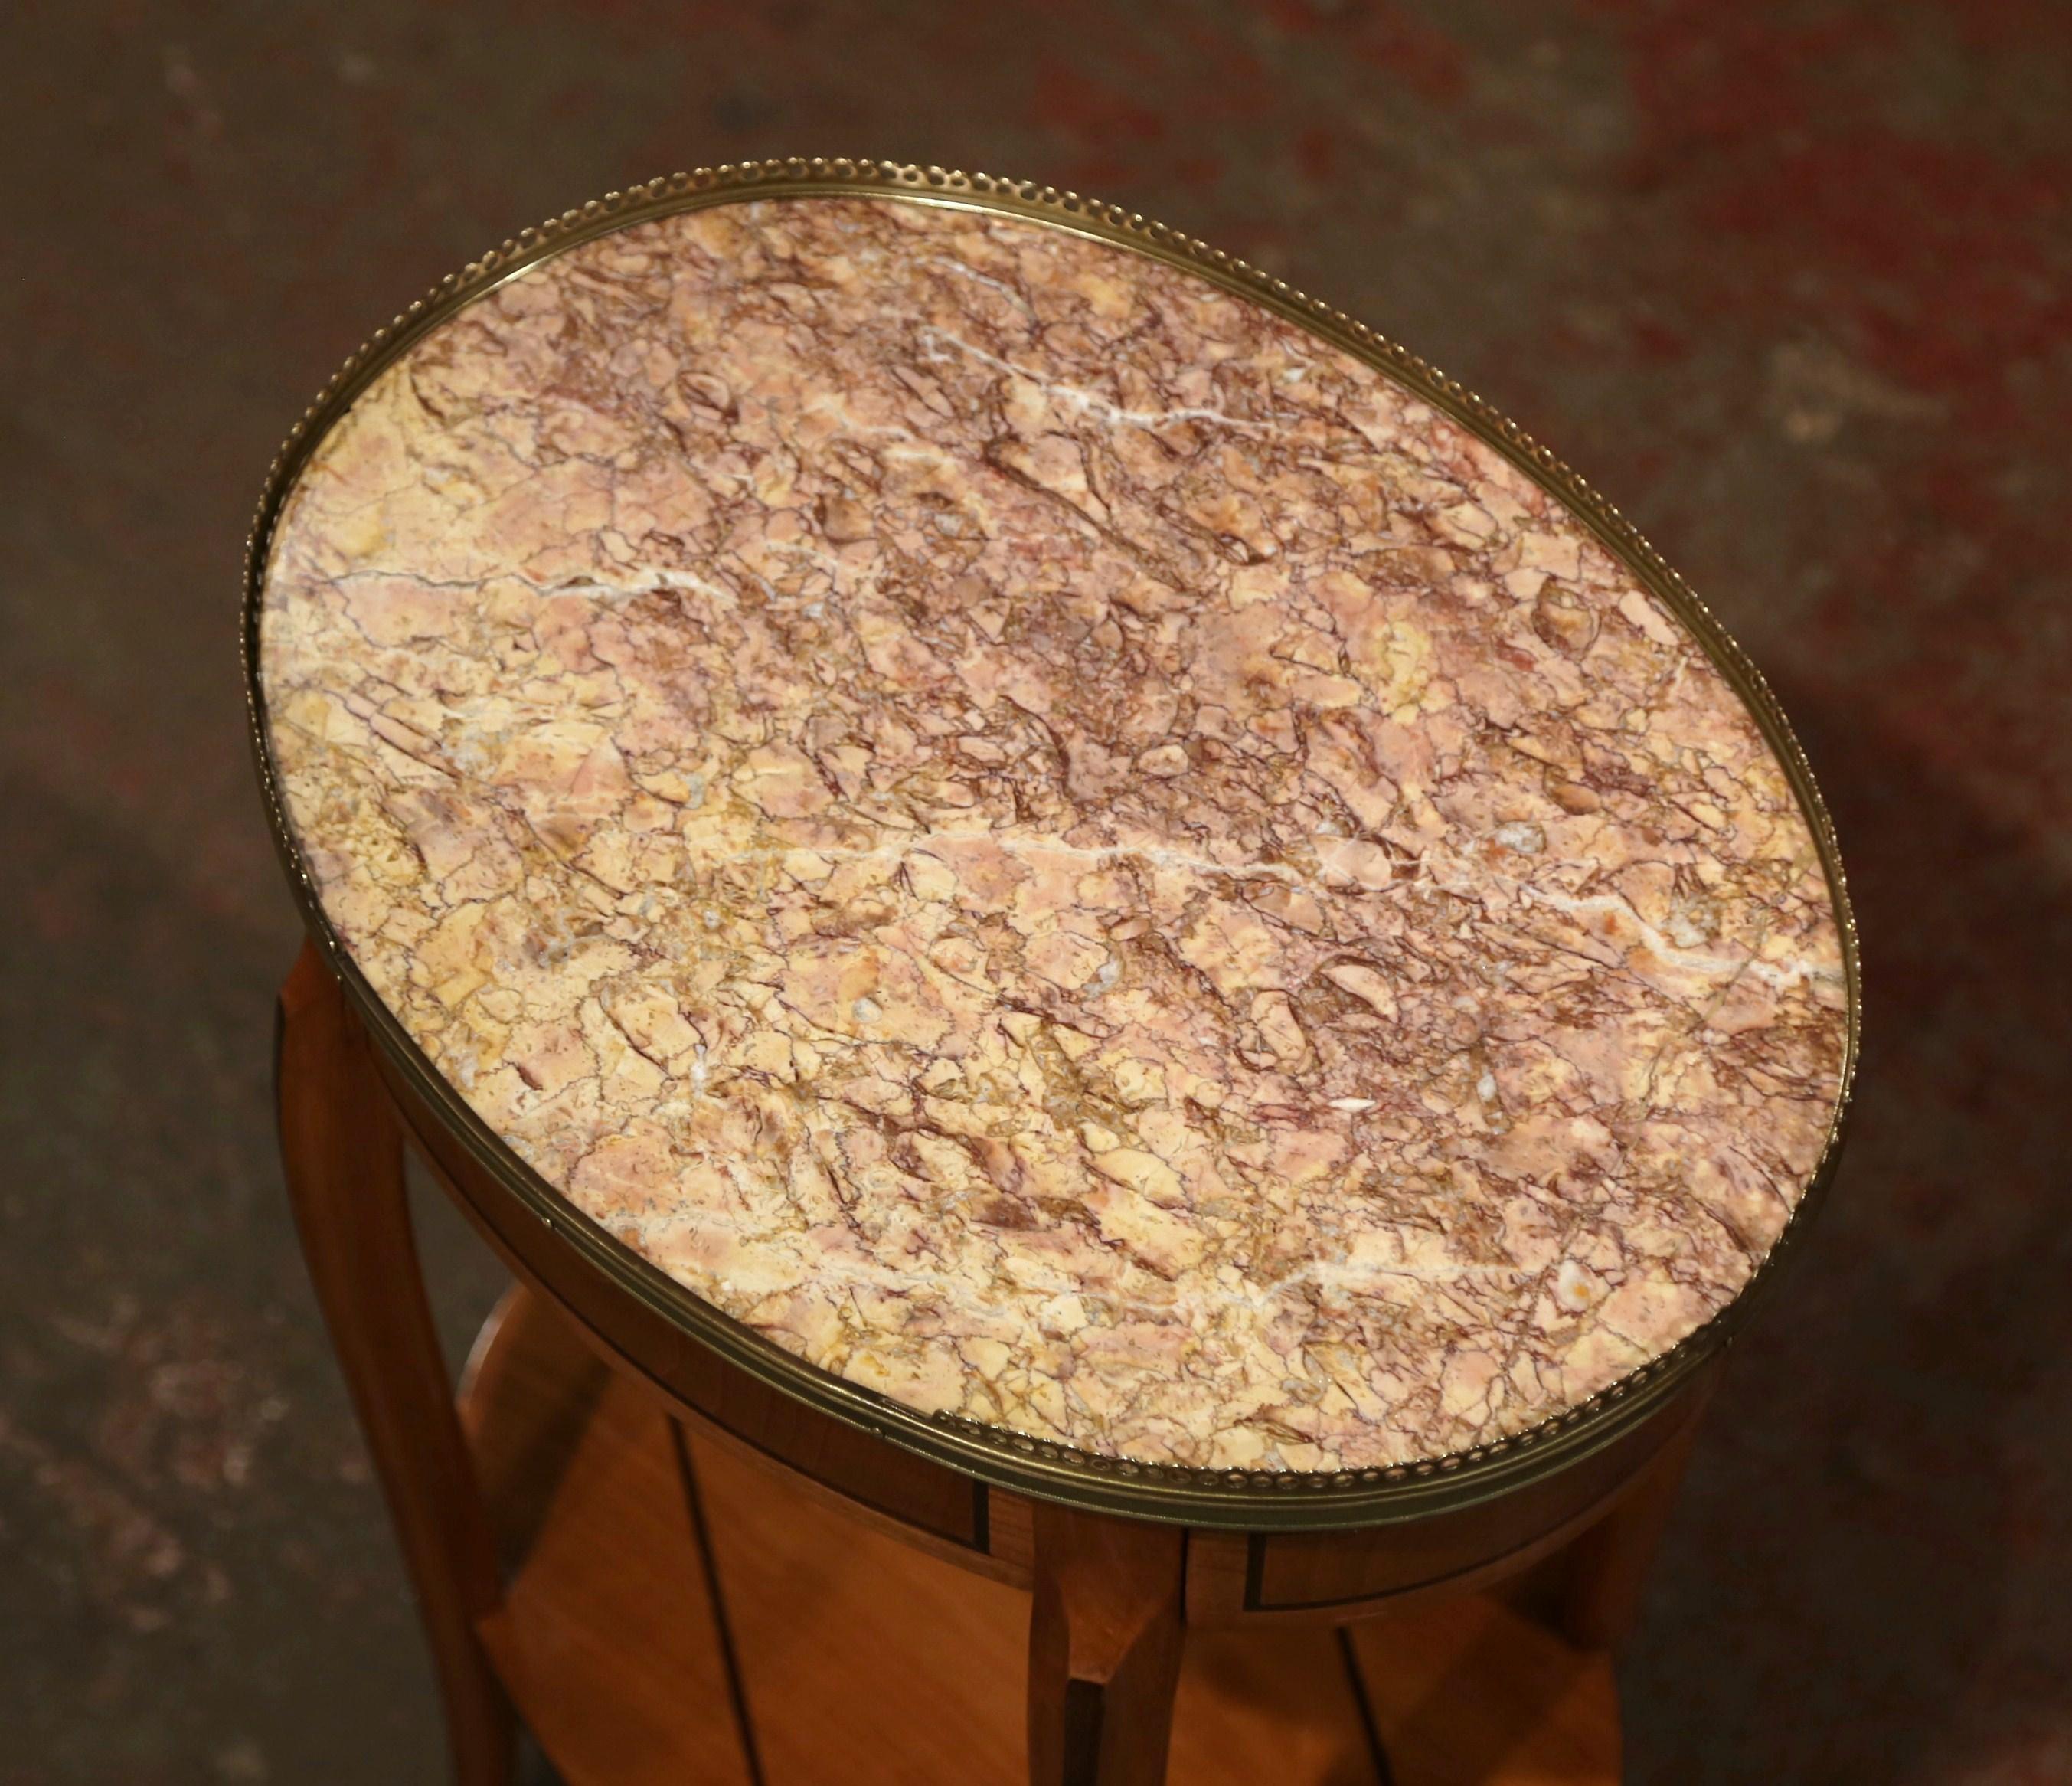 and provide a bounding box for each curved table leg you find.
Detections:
[1028,1504,1185,1786]
[277,942,515,1785]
